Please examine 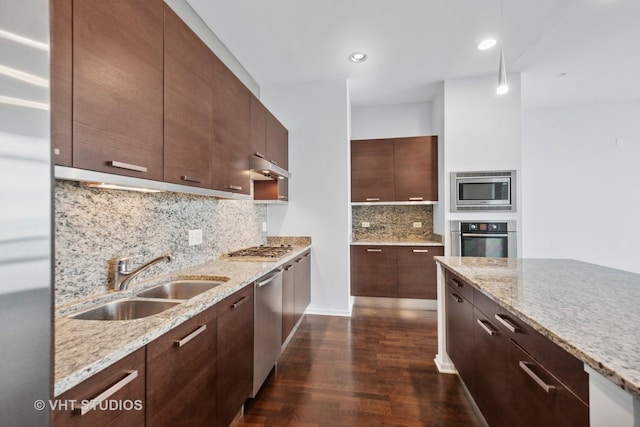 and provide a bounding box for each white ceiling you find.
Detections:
[187,0,640,108]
